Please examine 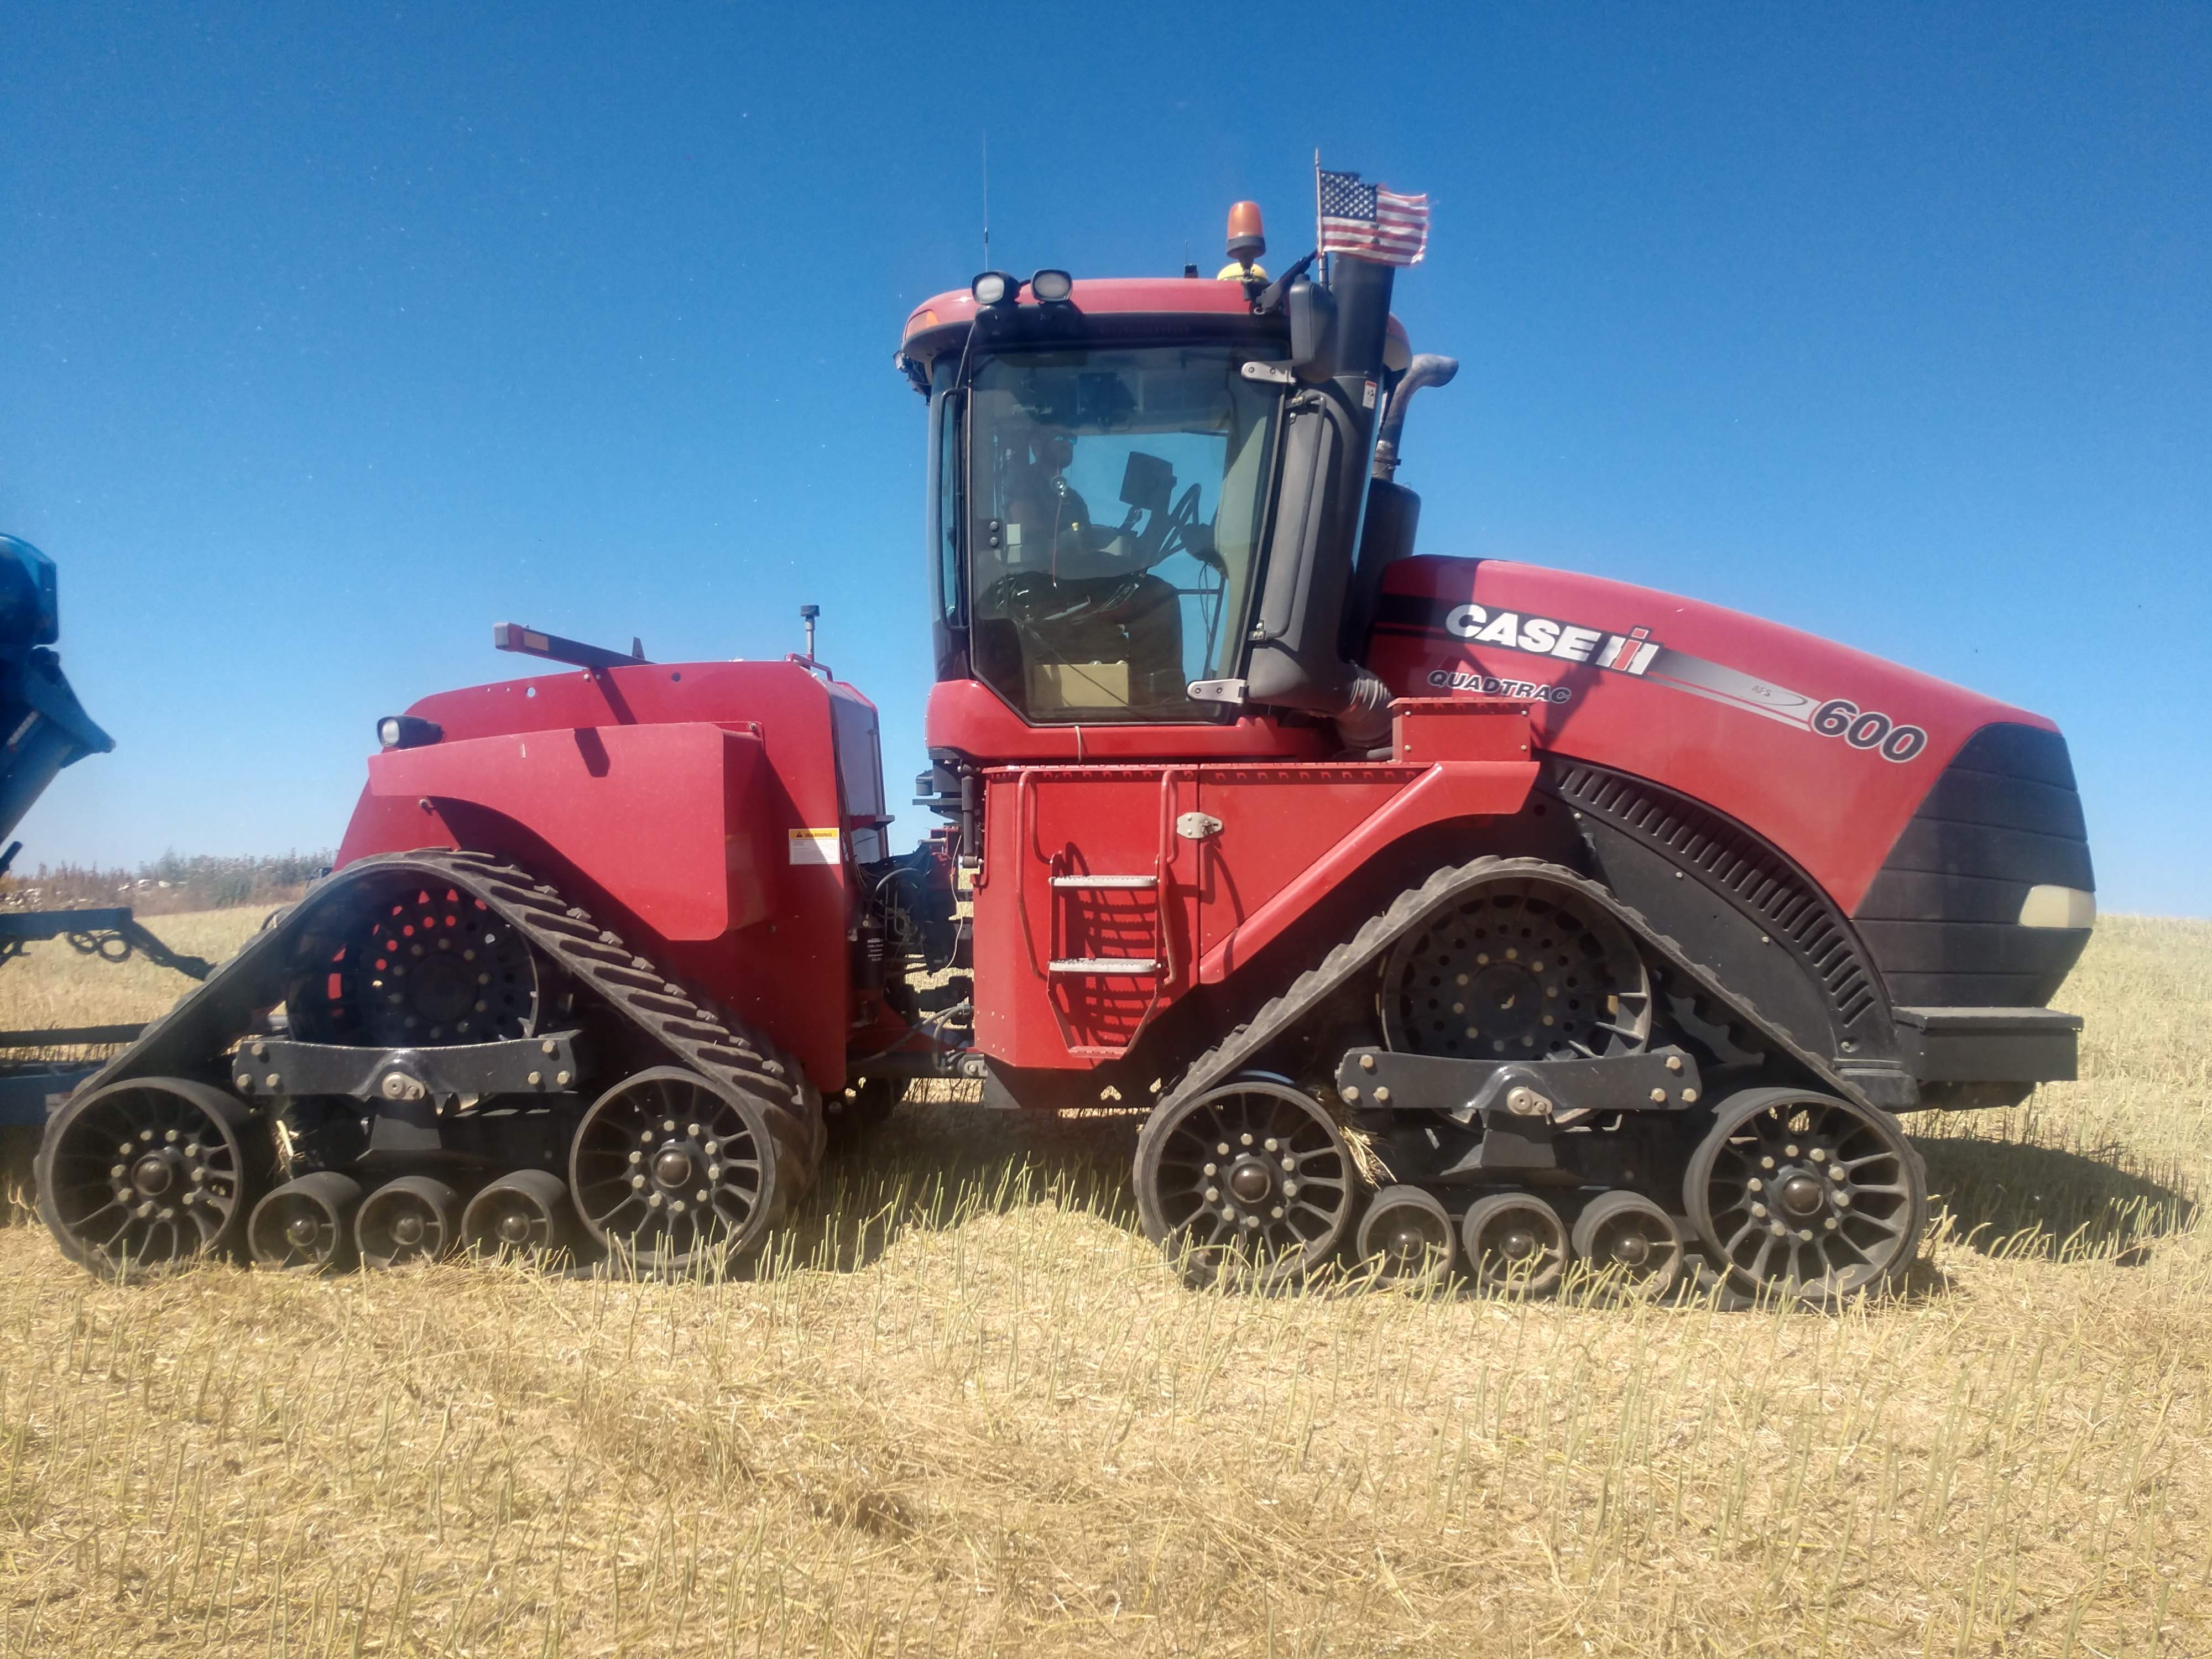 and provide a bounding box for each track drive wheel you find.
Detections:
[35,1078,255,1280]
[570,1066,789,1273]
[1686,1087,1927,1306]
[1569,1191,1684,1300]
[1355,1185,1457,1286]
[1378,874,1652,1062]
[285,875,543,1046]
[1460,1192,1570,1295]
[1135,1076,1358,1289]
